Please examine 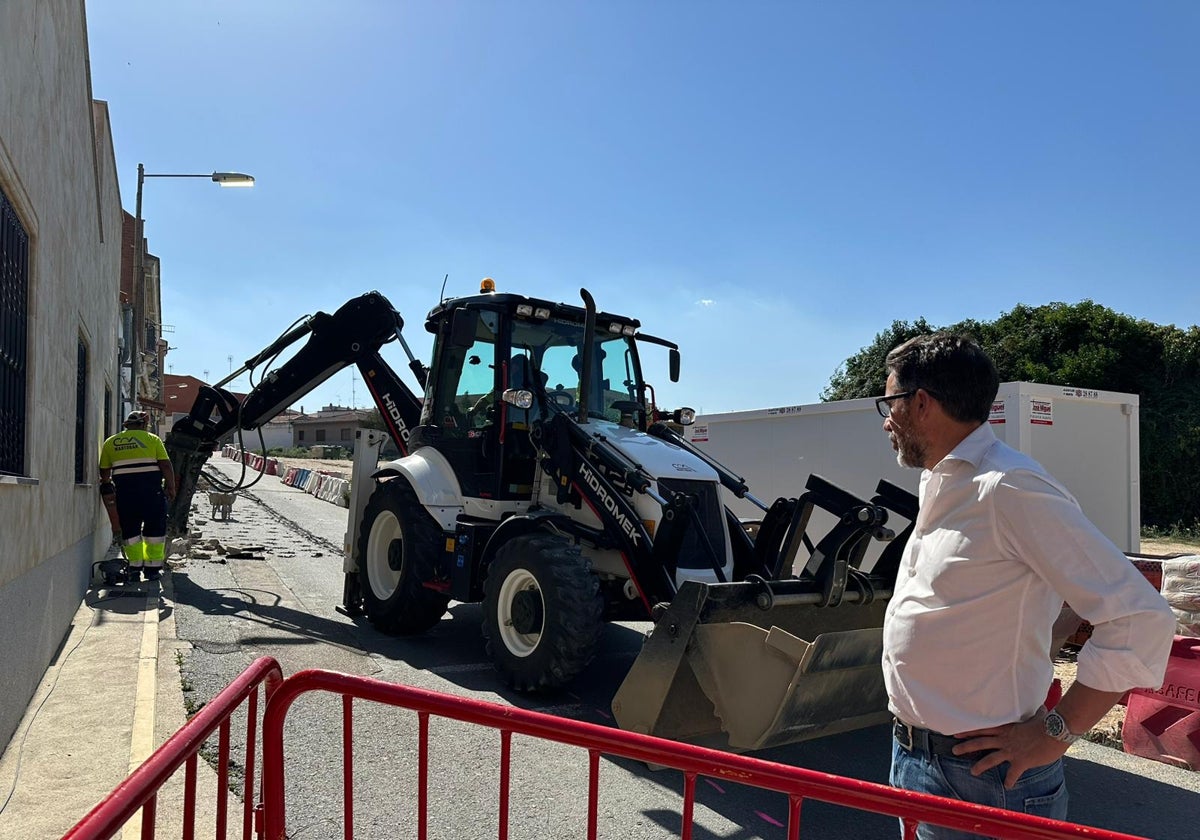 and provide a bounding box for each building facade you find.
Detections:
[0,1,124,746]
[291,406,375,454]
